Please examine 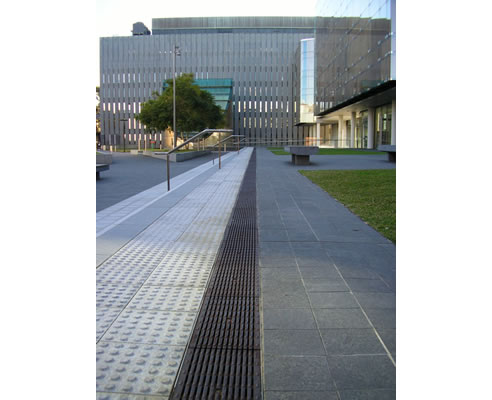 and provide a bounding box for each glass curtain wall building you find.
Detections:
[311,0,396,148]
[99,17,317,148]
